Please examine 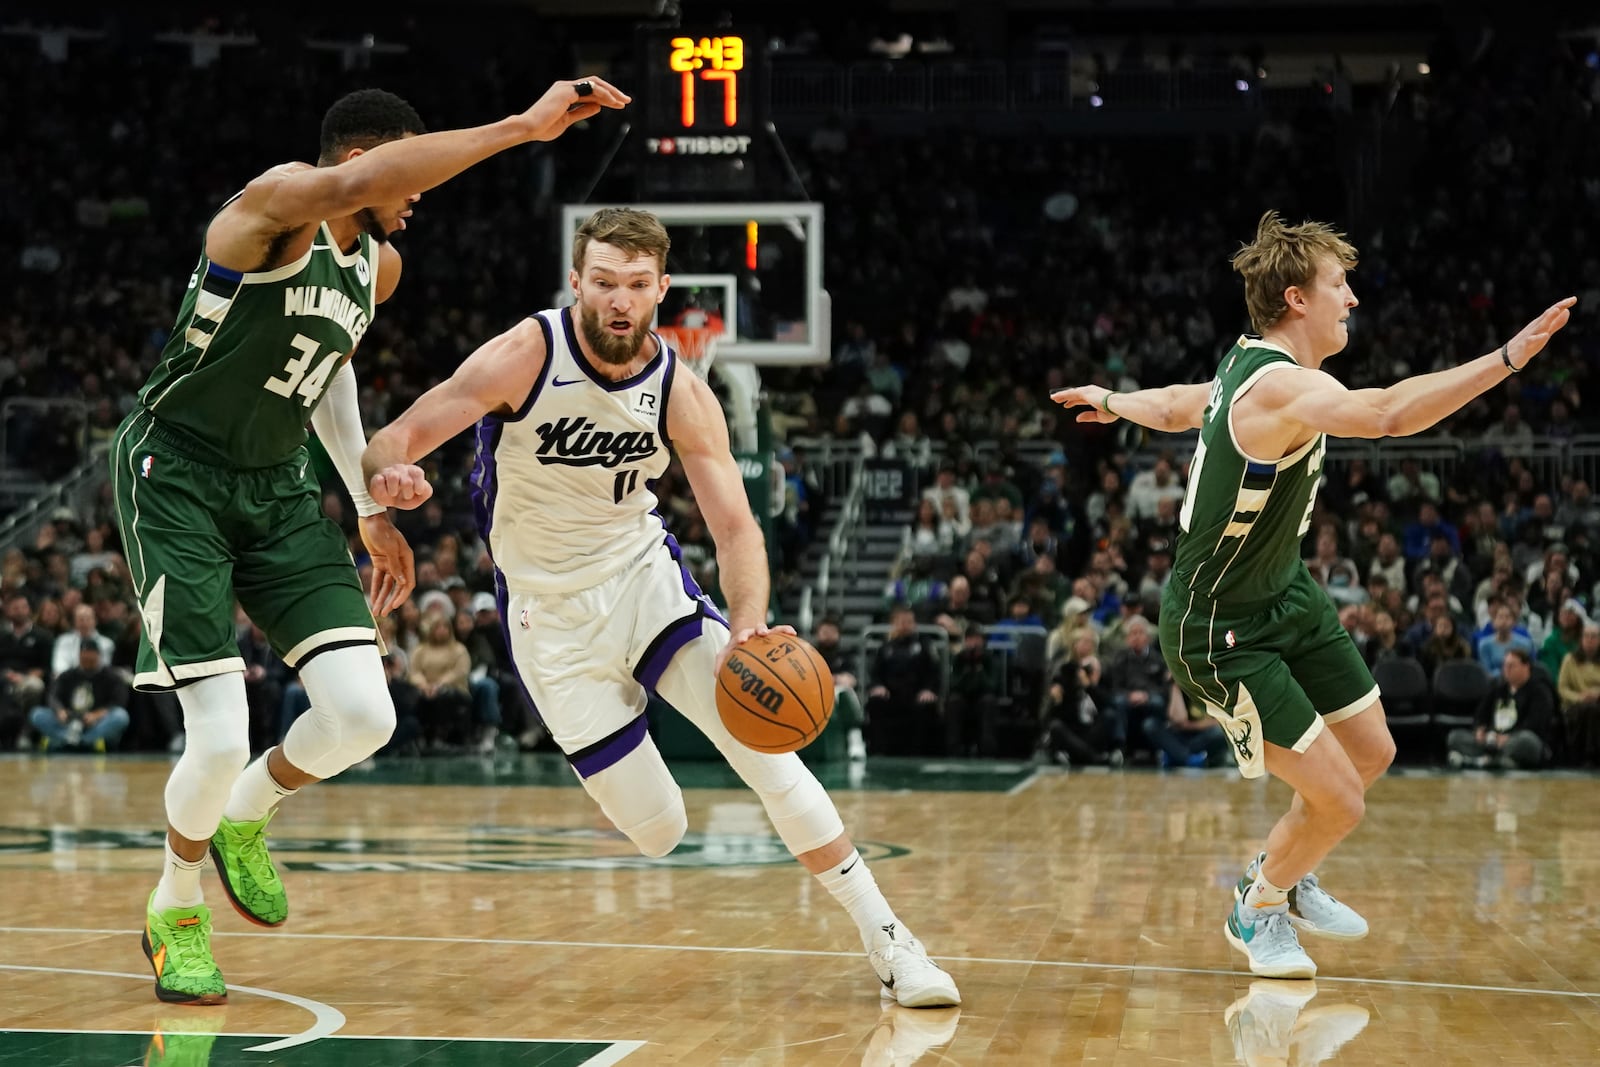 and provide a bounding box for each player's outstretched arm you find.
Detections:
[222,78,630,246]
[1260,297,1577,440]
[362,318,546,508]
[669,373,794,669]
[1050,381,1212,433]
